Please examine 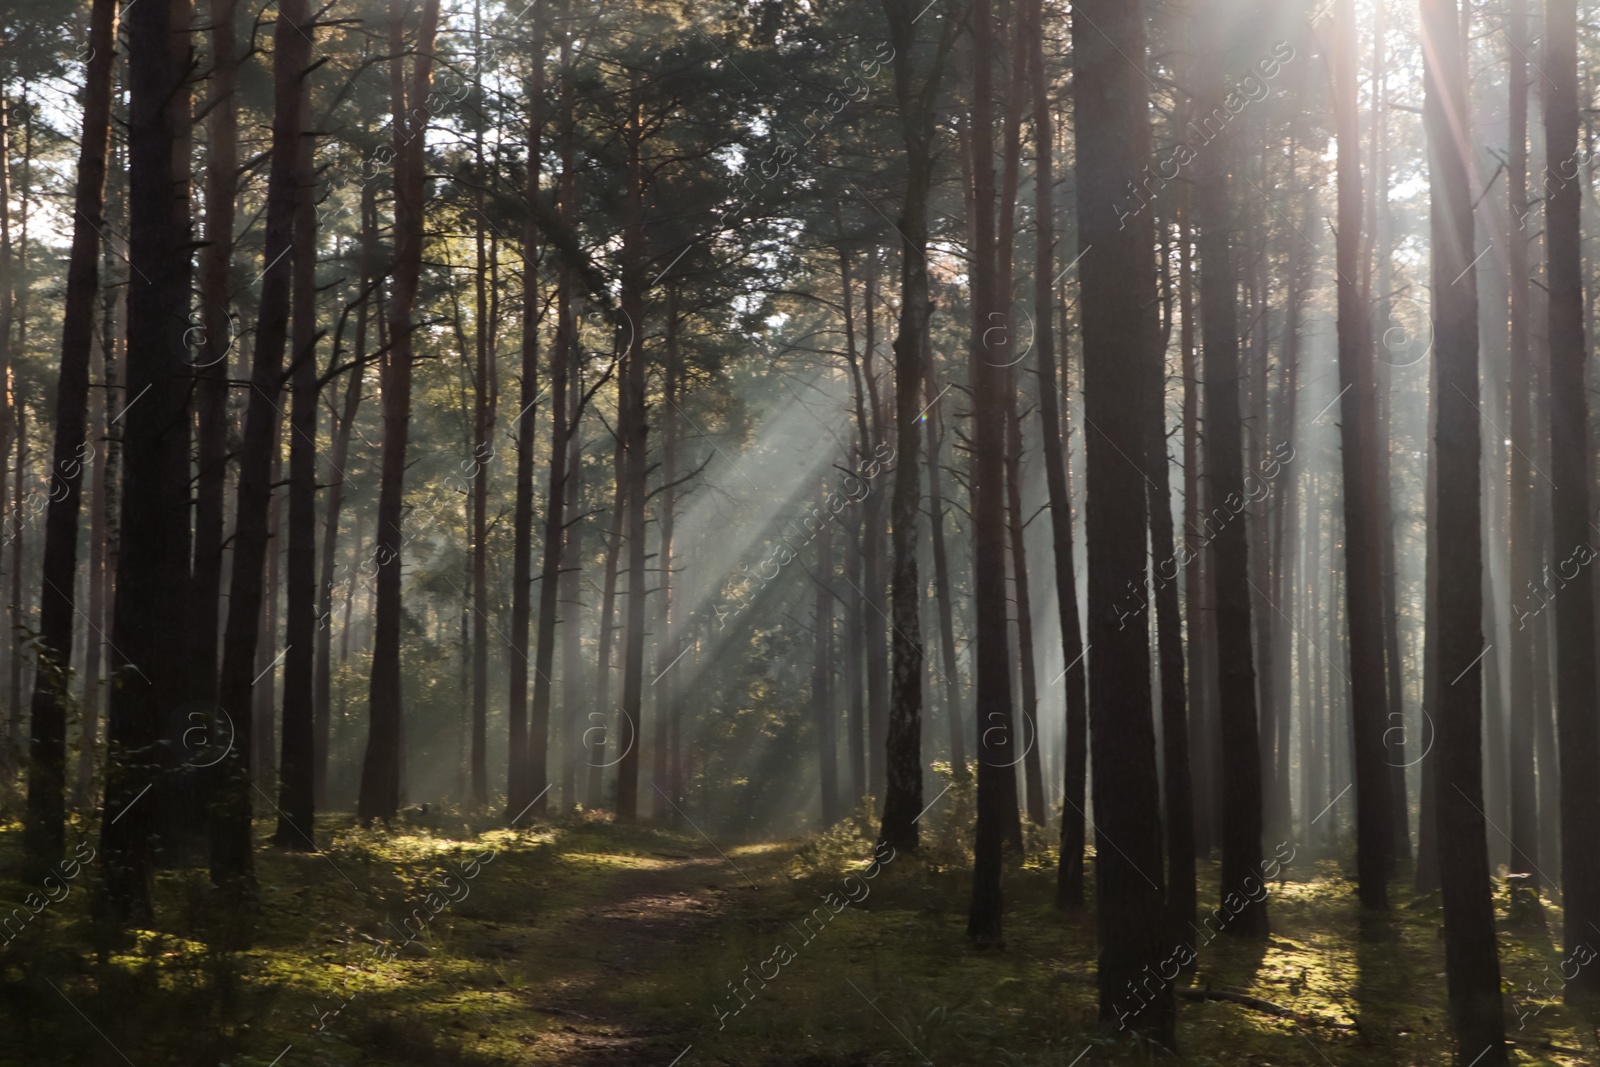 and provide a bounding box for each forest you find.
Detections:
[0,0,1598,1062]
